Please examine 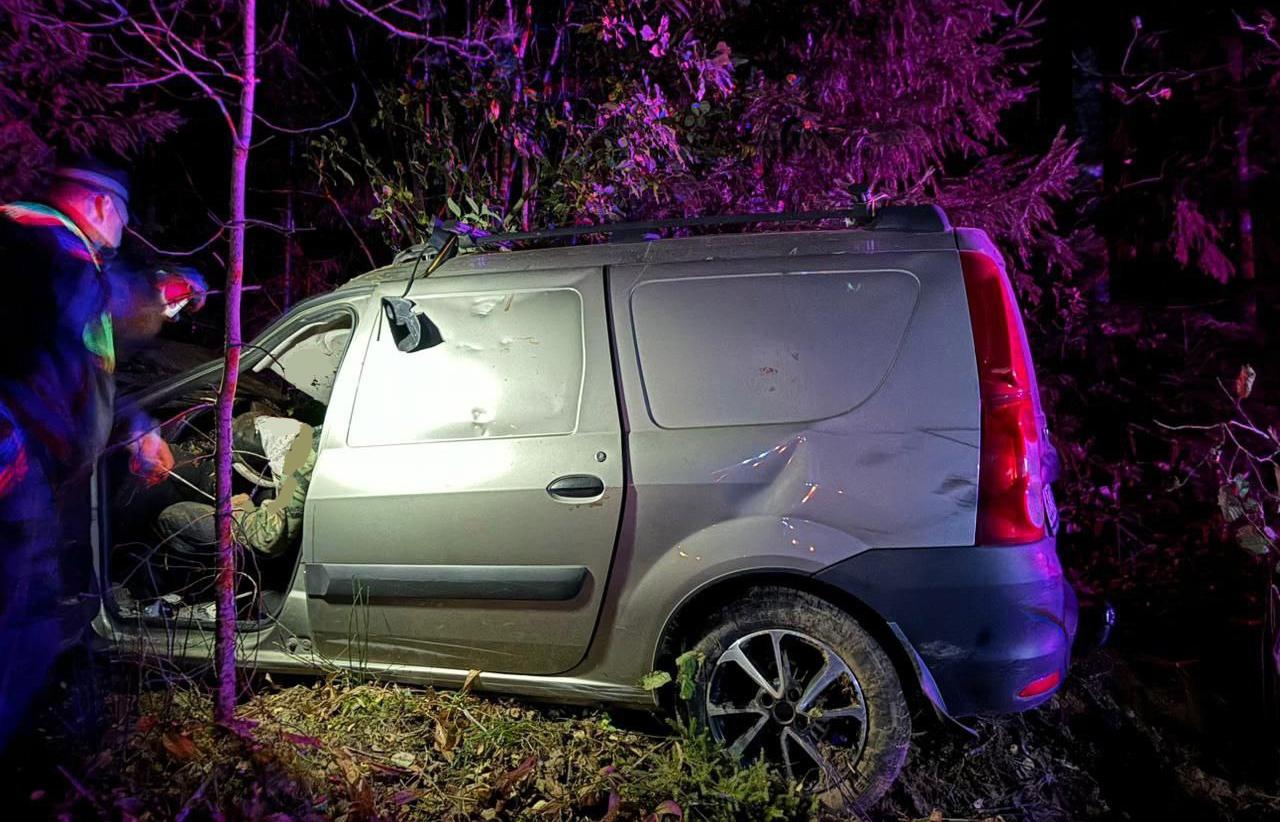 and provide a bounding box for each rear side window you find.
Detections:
[630,270,919,428]
[348,289,584,445]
